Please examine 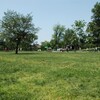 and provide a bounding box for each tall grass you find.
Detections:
[0,51,100,100]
